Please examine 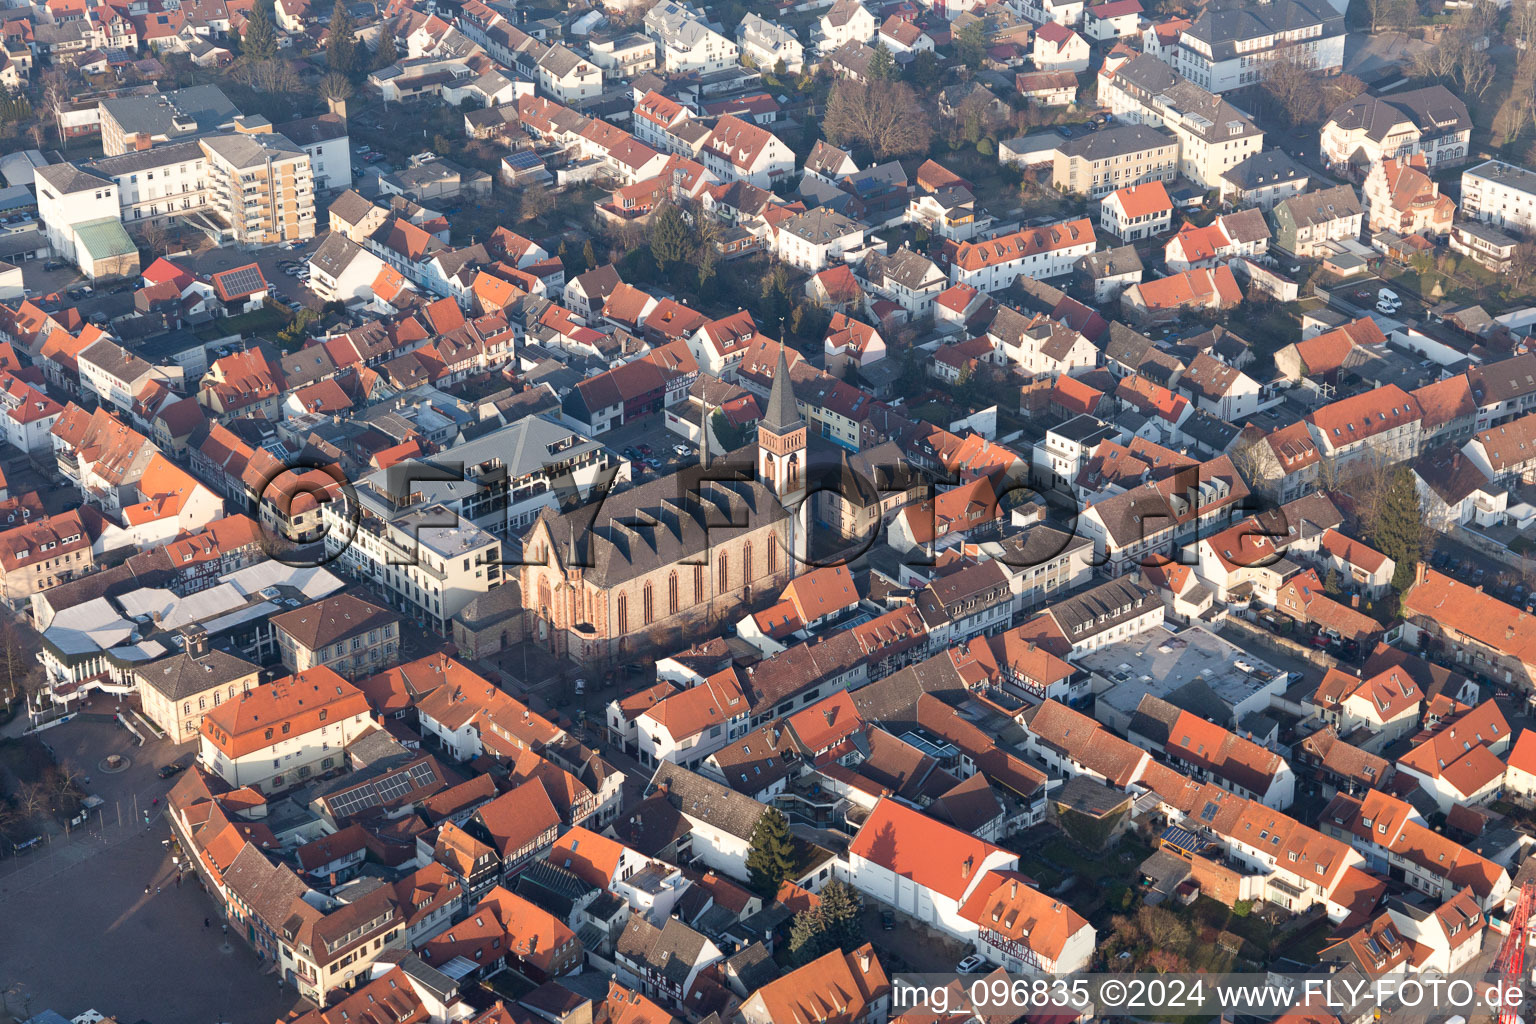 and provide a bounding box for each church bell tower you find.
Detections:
[758,347,806,509]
